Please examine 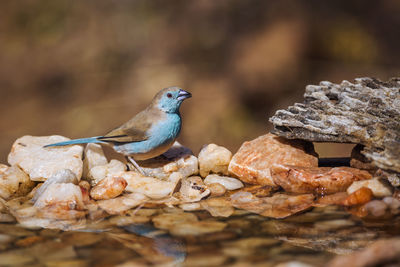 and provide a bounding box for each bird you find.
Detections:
[44,87,192,175]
